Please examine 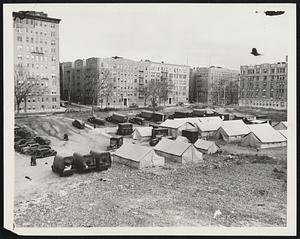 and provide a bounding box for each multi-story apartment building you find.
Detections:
[189,66,239,105]
[149,61,189,105]
[60,57,190,108]
[13,11,61,112]
[239,60,287,110]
